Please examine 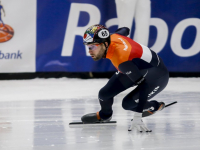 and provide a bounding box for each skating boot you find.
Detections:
[142,102,165,117]
[81,112,112,123]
